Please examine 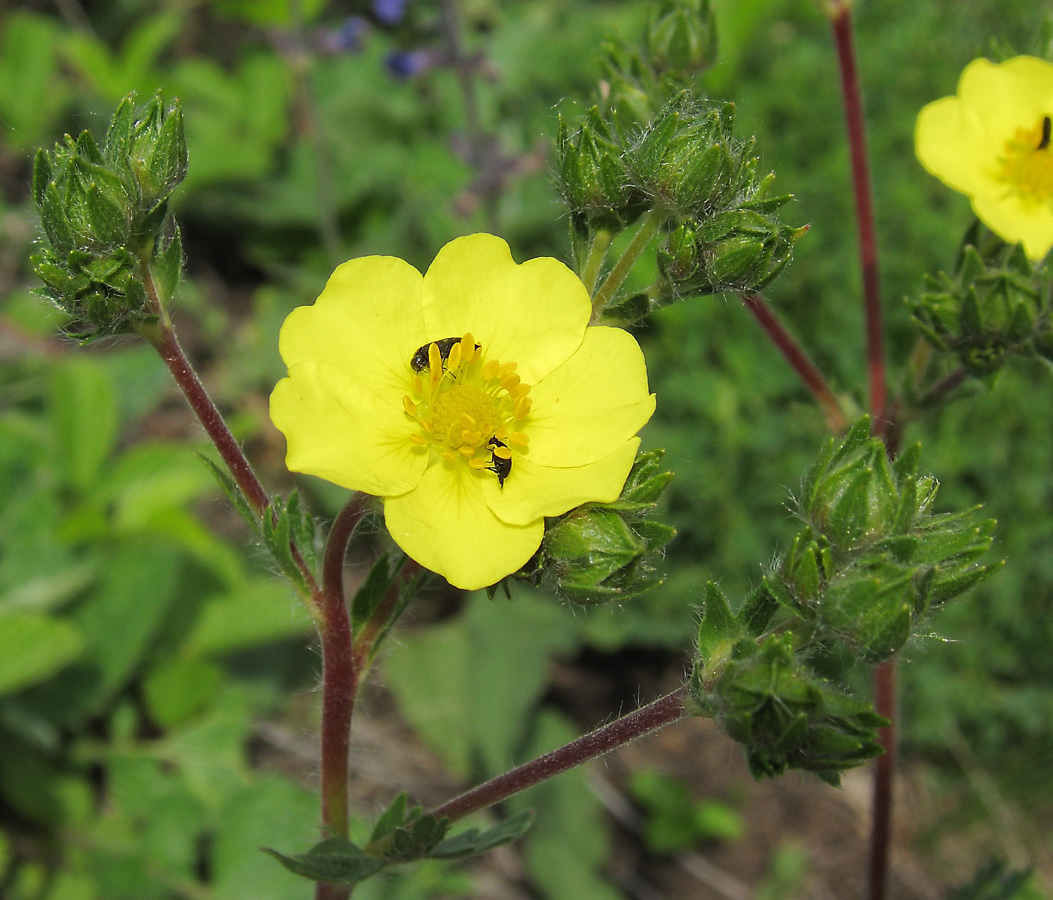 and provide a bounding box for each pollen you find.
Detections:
[402,333,532,487]
[999,115,1053,204]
